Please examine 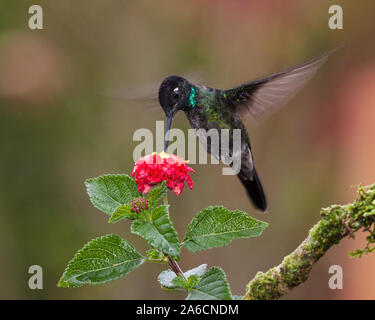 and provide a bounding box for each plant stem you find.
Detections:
[163,193,187,281]
[167,257,187,281]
